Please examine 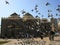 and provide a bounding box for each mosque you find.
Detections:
[1,12,52,38]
